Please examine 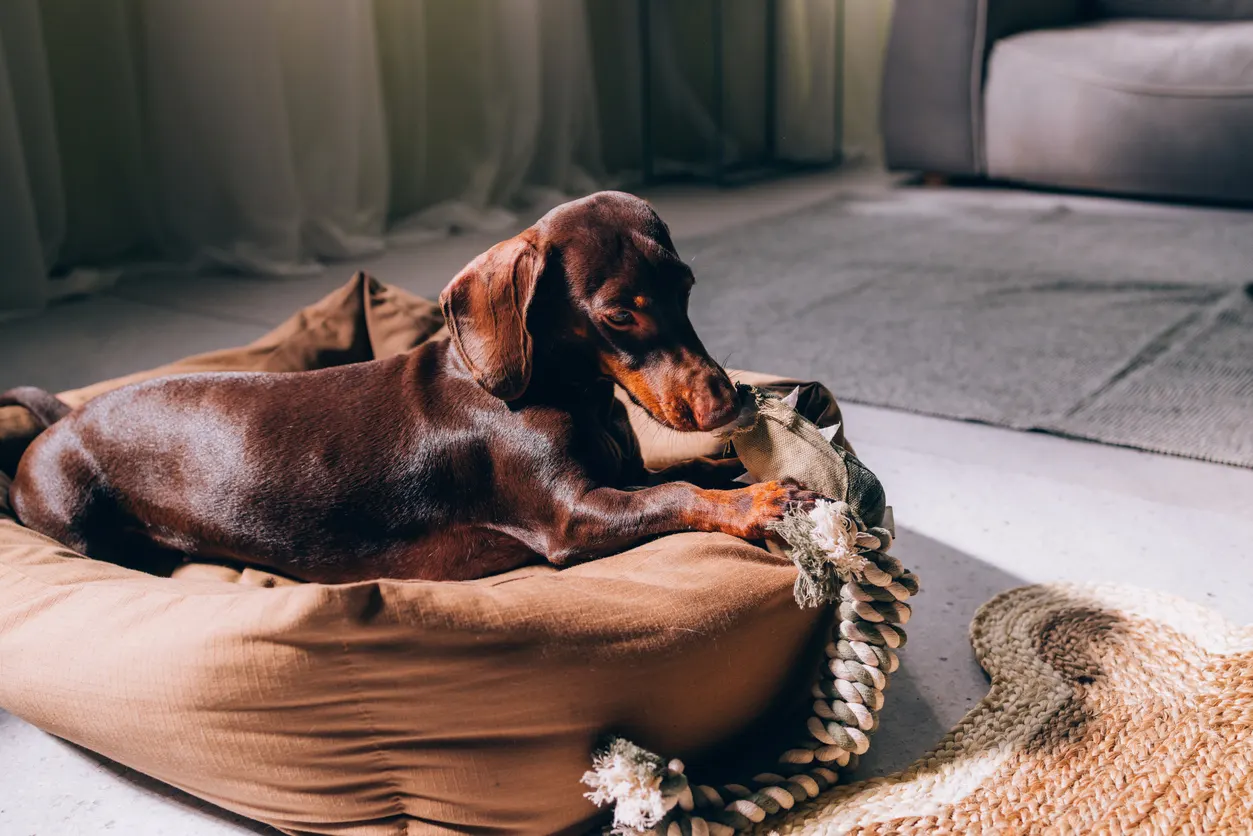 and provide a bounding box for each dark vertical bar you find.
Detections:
[765,0,778,165]
[711,0,725,183]
[833,0,845,165]
[639,0,654,184]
